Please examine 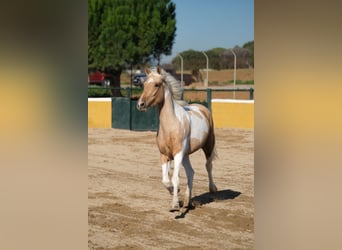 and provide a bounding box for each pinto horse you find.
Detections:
[137,66,217,212]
